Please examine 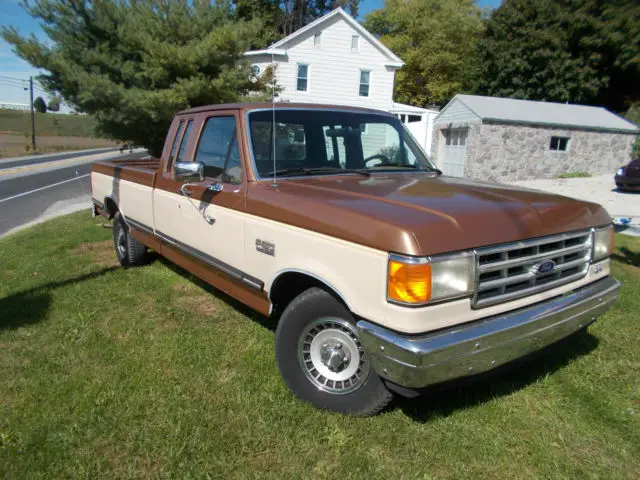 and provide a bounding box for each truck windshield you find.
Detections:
[248,109,437,178]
